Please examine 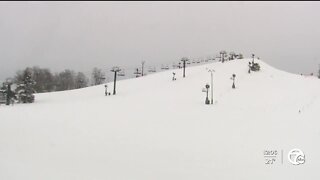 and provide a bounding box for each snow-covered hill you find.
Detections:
[1,59,320,180]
